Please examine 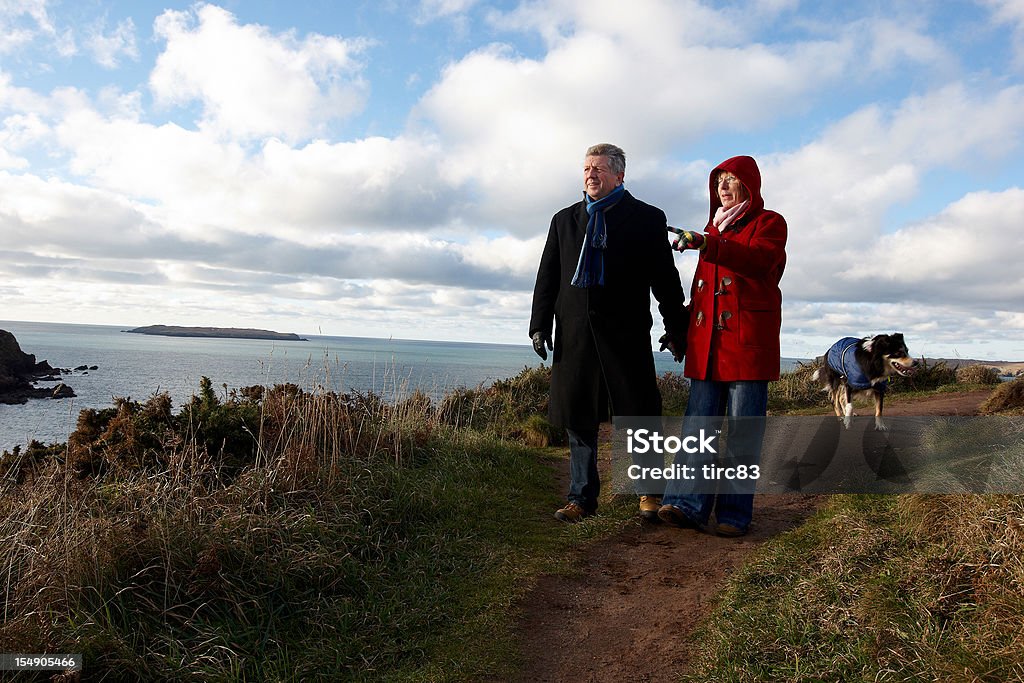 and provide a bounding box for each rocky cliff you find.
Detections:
[0,329,76,404]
